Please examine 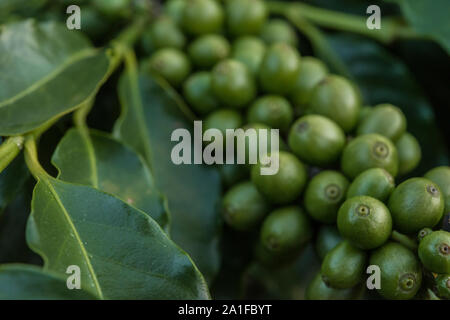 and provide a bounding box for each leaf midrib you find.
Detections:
[0,47,98,108]
[43,178,104,299]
